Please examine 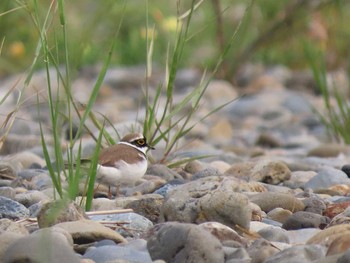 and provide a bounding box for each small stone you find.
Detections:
[209,160,231,174]
[0,187,16,199]
[225,160,291,184]
[324,201,350,219]
[267,208,292,224]
[307,143,350,157]
[282,211,330,230]
[14,190,50,207]
[84,245,153,263]
[124,177,166,196]
[191,167,222,180]
[55,219,127,245]
[4,151,46,169]
[184,160,207,174]
[258,226,290,243]
[208,118,234,142]
[256,133,282,148]
[37,200,88,228]
[89,212,153,239]
[263,244,326,263]
[249,192,305,213]
[247,238,279,263]
[147,164,182,181]
[250,160,291,184]
[0,218,29,235]
[303,195,327,215]
[125,194,164,223]
[199,222,249,246]
[0,162,17,180]
[0,196,30,220]
[304,167,350,191]
[147,222,225,263]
